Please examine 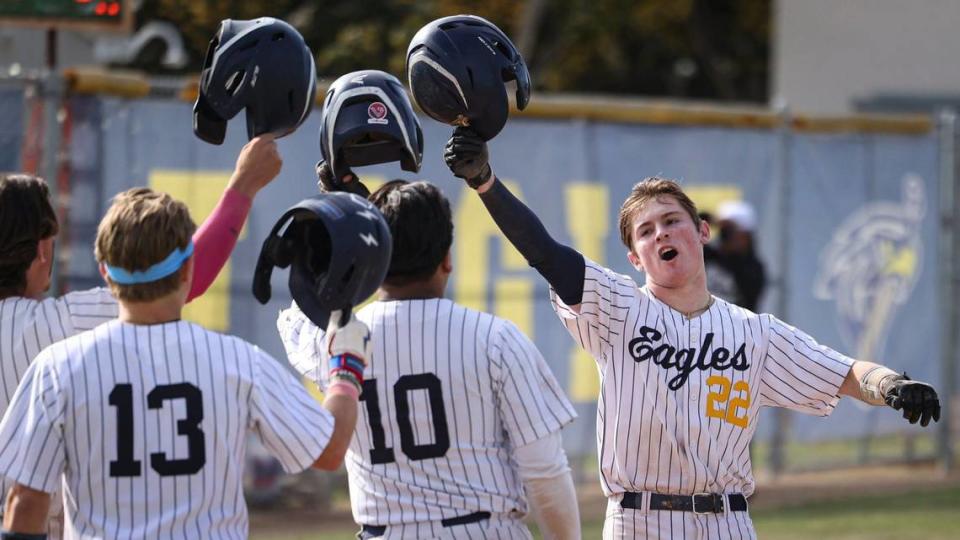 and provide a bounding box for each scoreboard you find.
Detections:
[0,0,133,32]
